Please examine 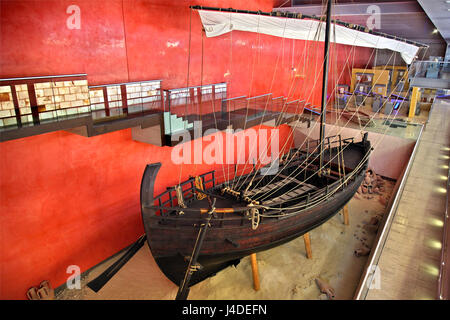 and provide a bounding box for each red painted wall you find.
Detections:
[0,0,372,103]
[0,0,373,299]
[0,124,292,299]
